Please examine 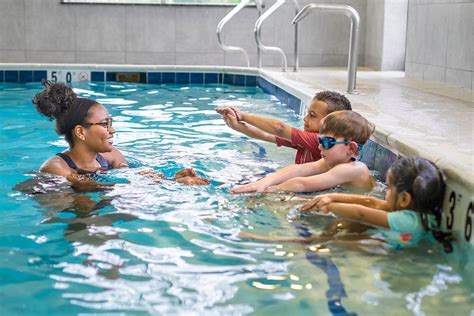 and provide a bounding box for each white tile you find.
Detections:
[125,6,176,53]
[405,62,424,79]
[406,5,426,63]
[423,4,449,67]
[423,64,446,82]
[26,51,76,63]
[176,53,225,66]
[25,0,75,51]
[76,51,125,64]
[446,68,472,88]
[446,3,473,71]
[75,5,125,52]
[125,52,175,65]
[0,0,25,50]
[175,7,226,53]
[0,50,25,63]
